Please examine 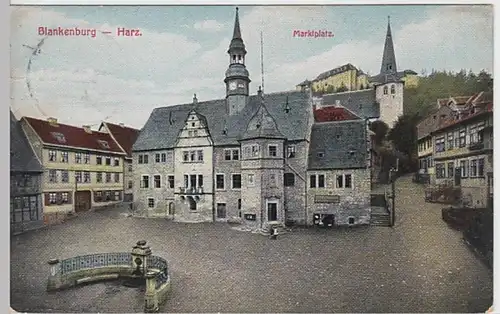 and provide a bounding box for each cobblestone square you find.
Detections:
[10,176,492,313]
